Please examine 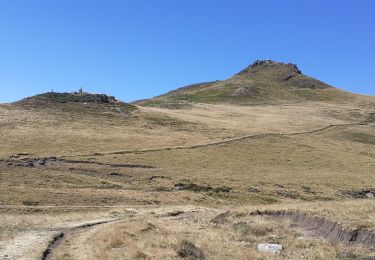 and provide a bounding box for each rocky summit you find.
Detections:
[134,60,356,107]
